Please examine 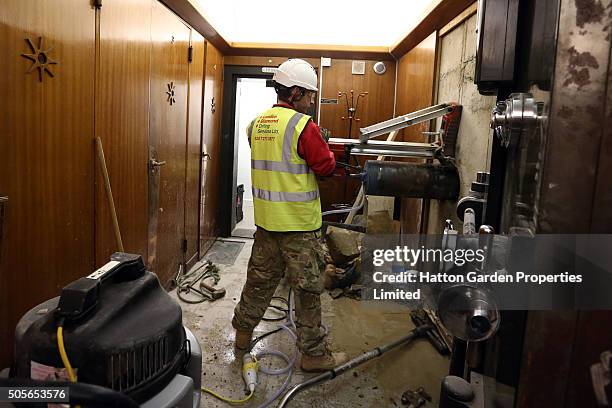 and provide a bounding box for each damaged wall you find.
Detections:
[426,14,497,234]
